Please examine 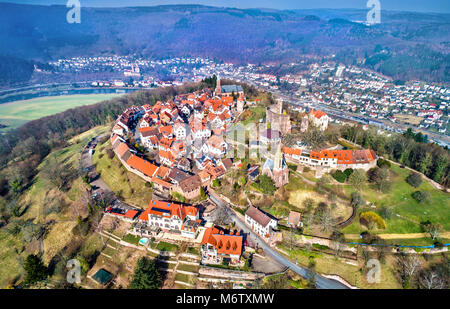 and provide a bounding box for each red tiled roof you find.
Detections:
[126,155,158,177]
[139,200,198,221]
[201,227,243,256]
